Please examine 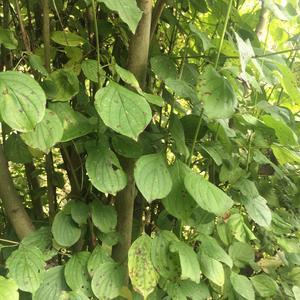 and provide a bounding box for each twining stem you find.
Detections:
[91,0,102,88]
